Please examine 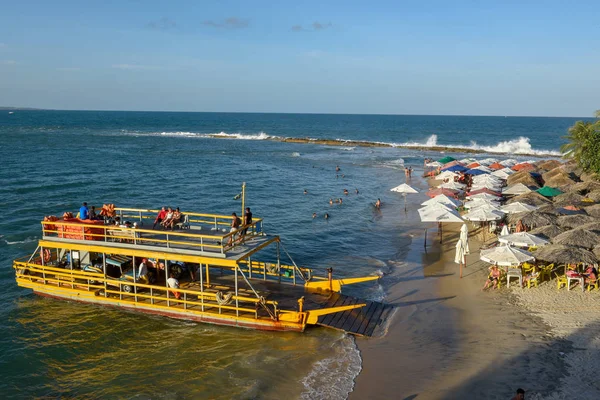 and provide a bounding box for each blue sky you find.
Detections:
[0,0,599,116]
